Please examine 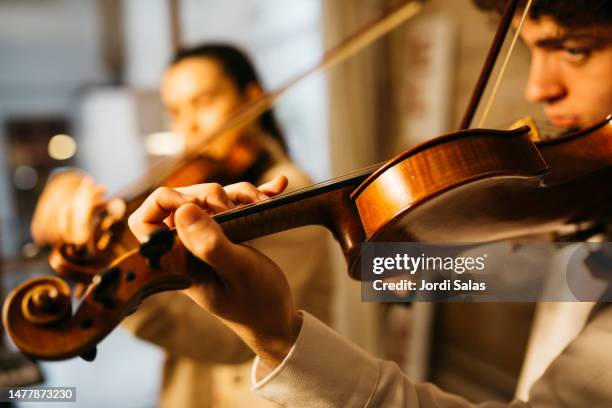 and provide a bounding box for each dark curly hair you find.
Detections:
[171,43,287,152]
[474,0,612,28]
